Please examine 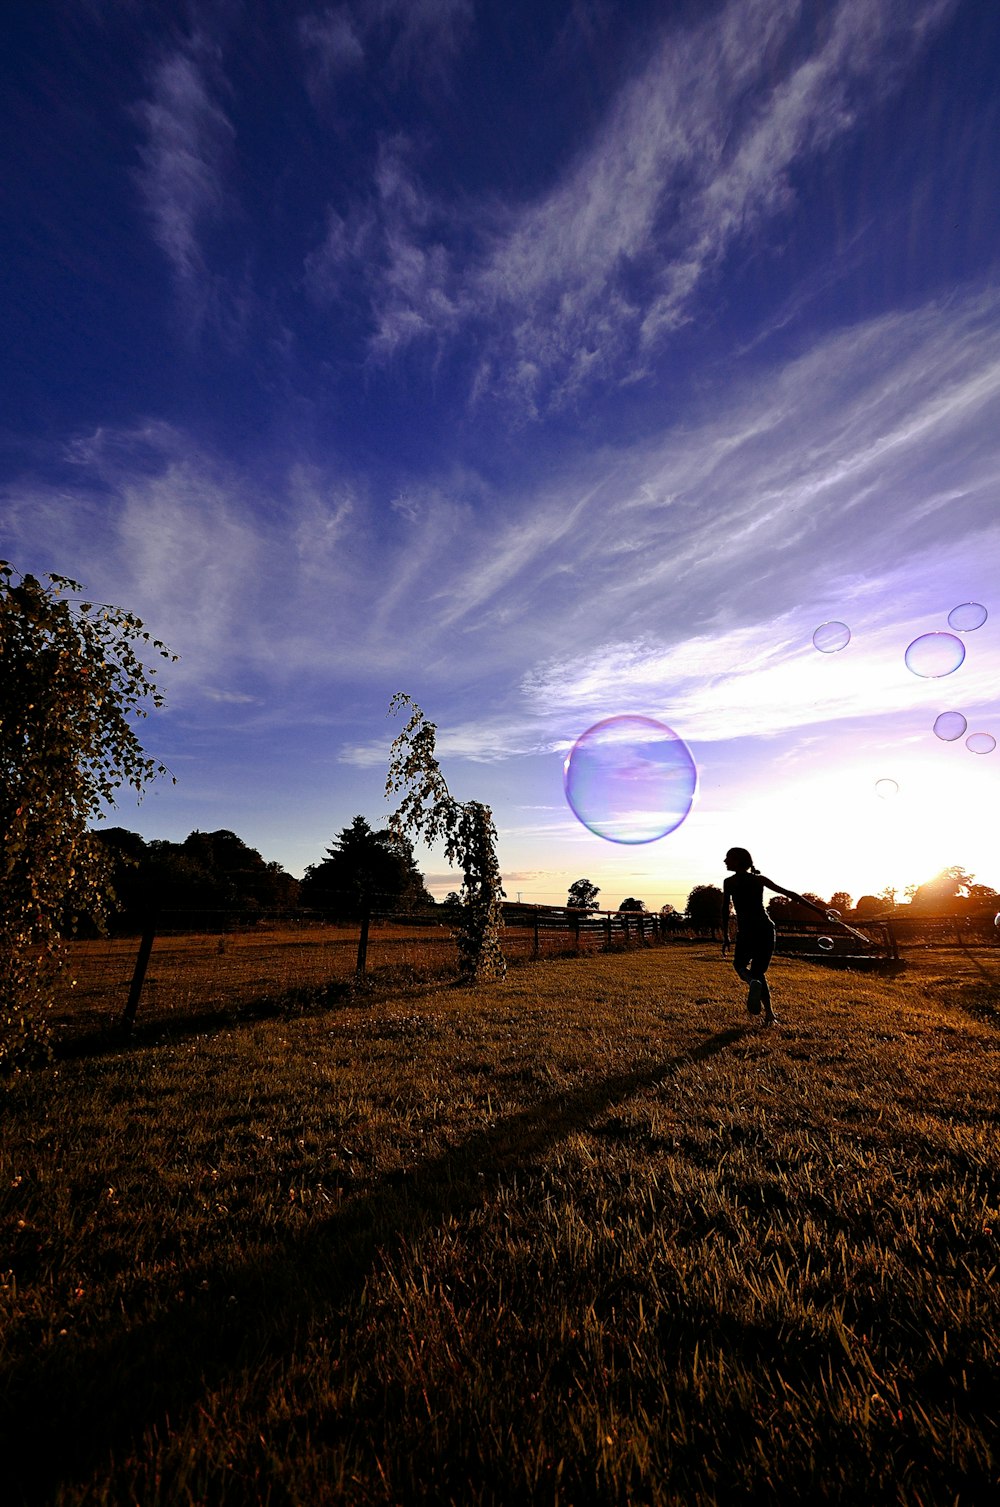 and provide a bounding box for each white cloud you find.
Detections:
[299,7,365,90]
[298,0,472,95]
[4,286,997,762]
[132,40,235,324]
[308,0,956,411]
